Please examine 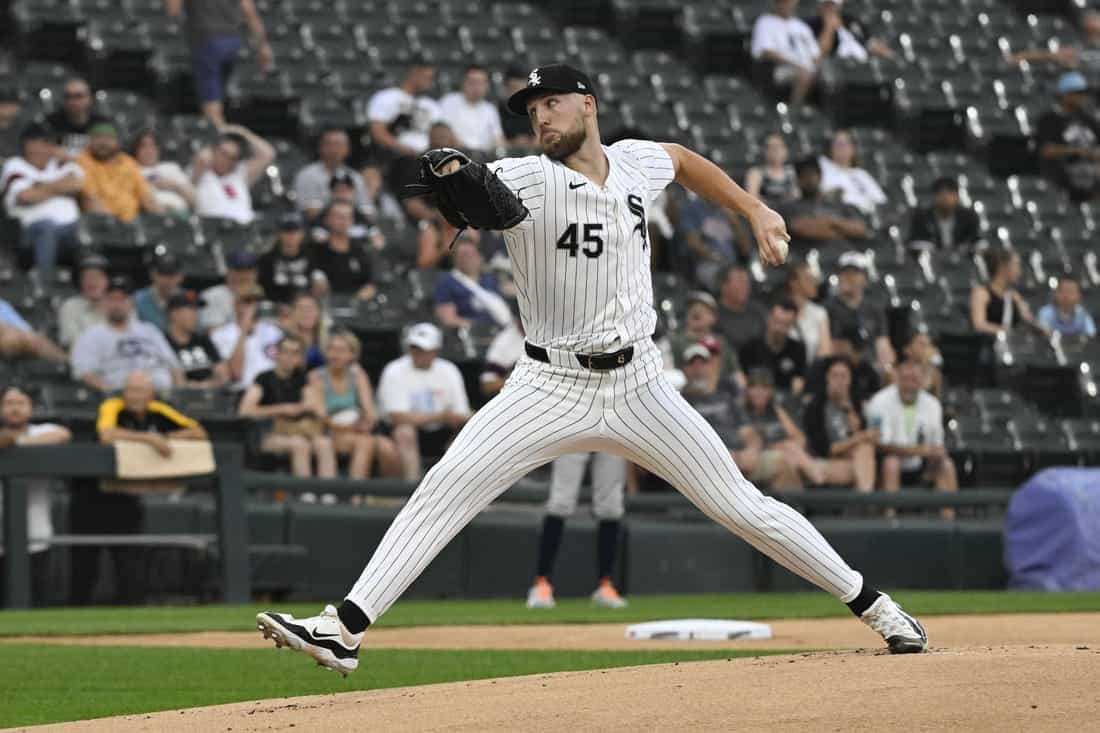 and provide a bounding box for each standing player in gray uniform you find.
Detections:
[257,64,927,675]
